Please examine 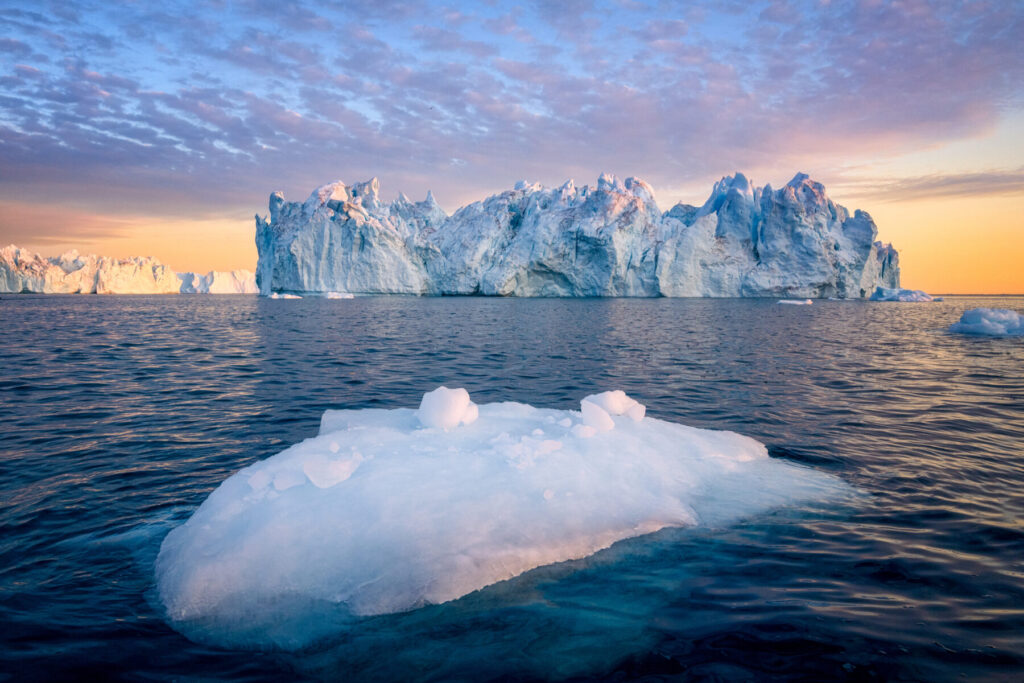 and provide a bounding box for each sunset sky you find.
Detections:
[1,0,1021,293]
